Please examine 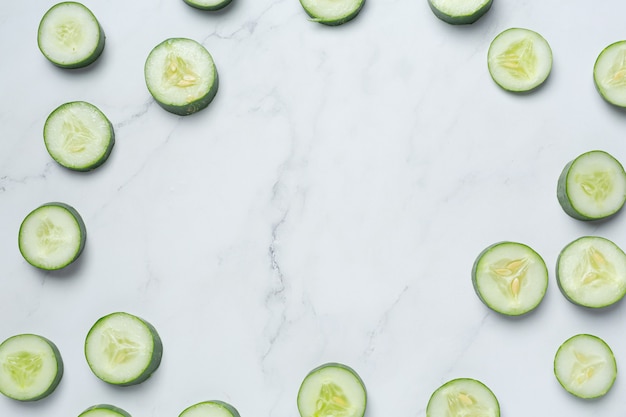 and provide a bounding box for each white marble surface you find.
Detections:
[2,0,626,416]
